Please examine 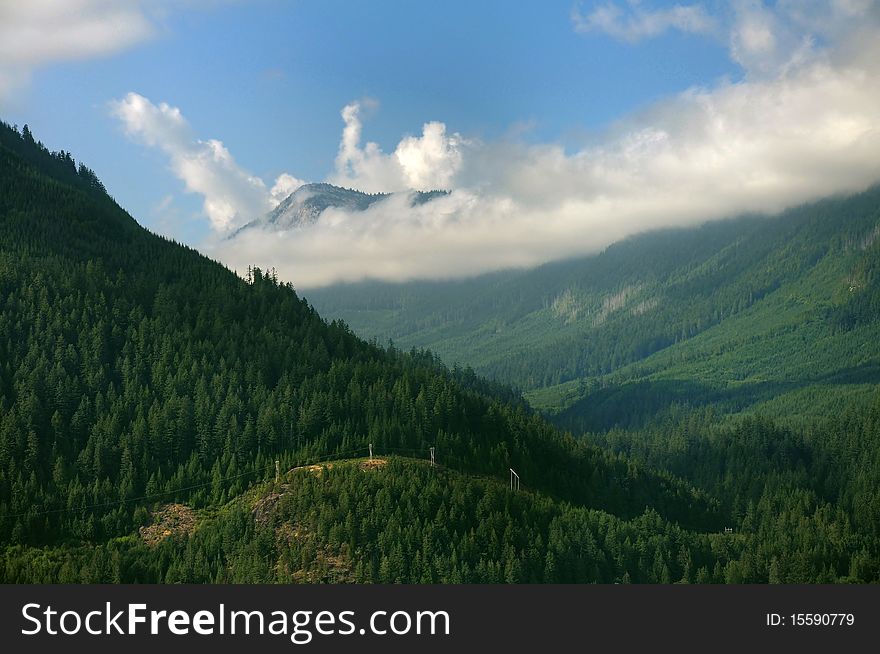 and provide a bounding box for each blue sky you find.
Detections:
[2,1,880,287]
[3,1,735,238]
